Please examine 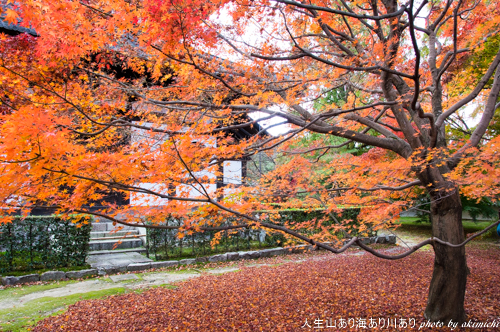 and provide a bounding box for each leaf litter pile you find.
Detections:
[34,247,500,331]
